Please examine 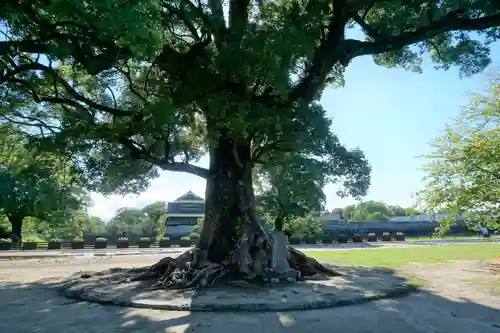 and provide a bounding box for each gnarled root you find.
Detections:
[125,243,341,290]
[287,247,342,278]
